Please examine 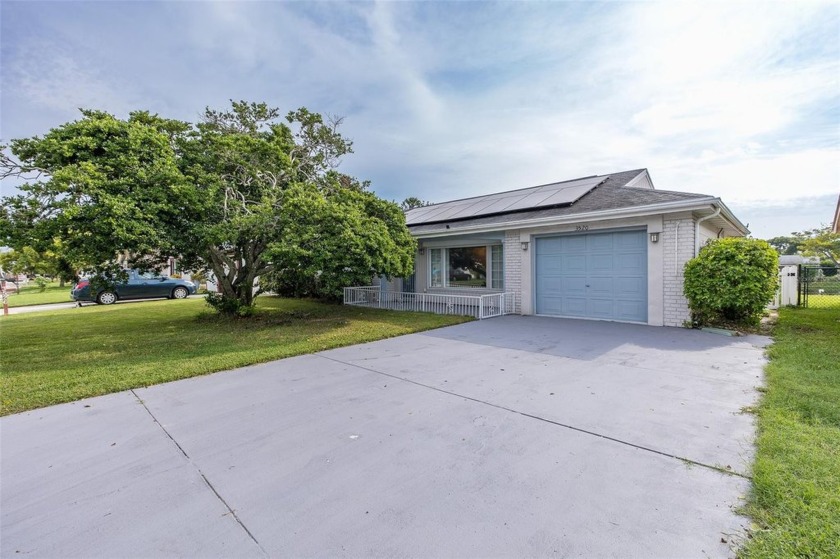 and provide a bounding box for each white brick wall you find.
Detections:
[503,230,522,313]
[662,217,696,327]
